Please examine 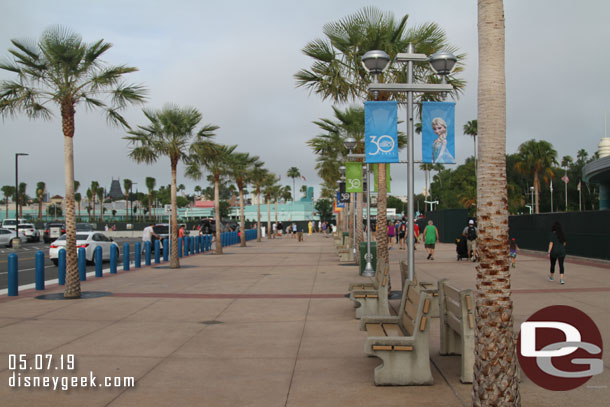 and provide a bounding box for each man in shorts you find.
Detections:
[423,220,439,260]
[462,219,479,261]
